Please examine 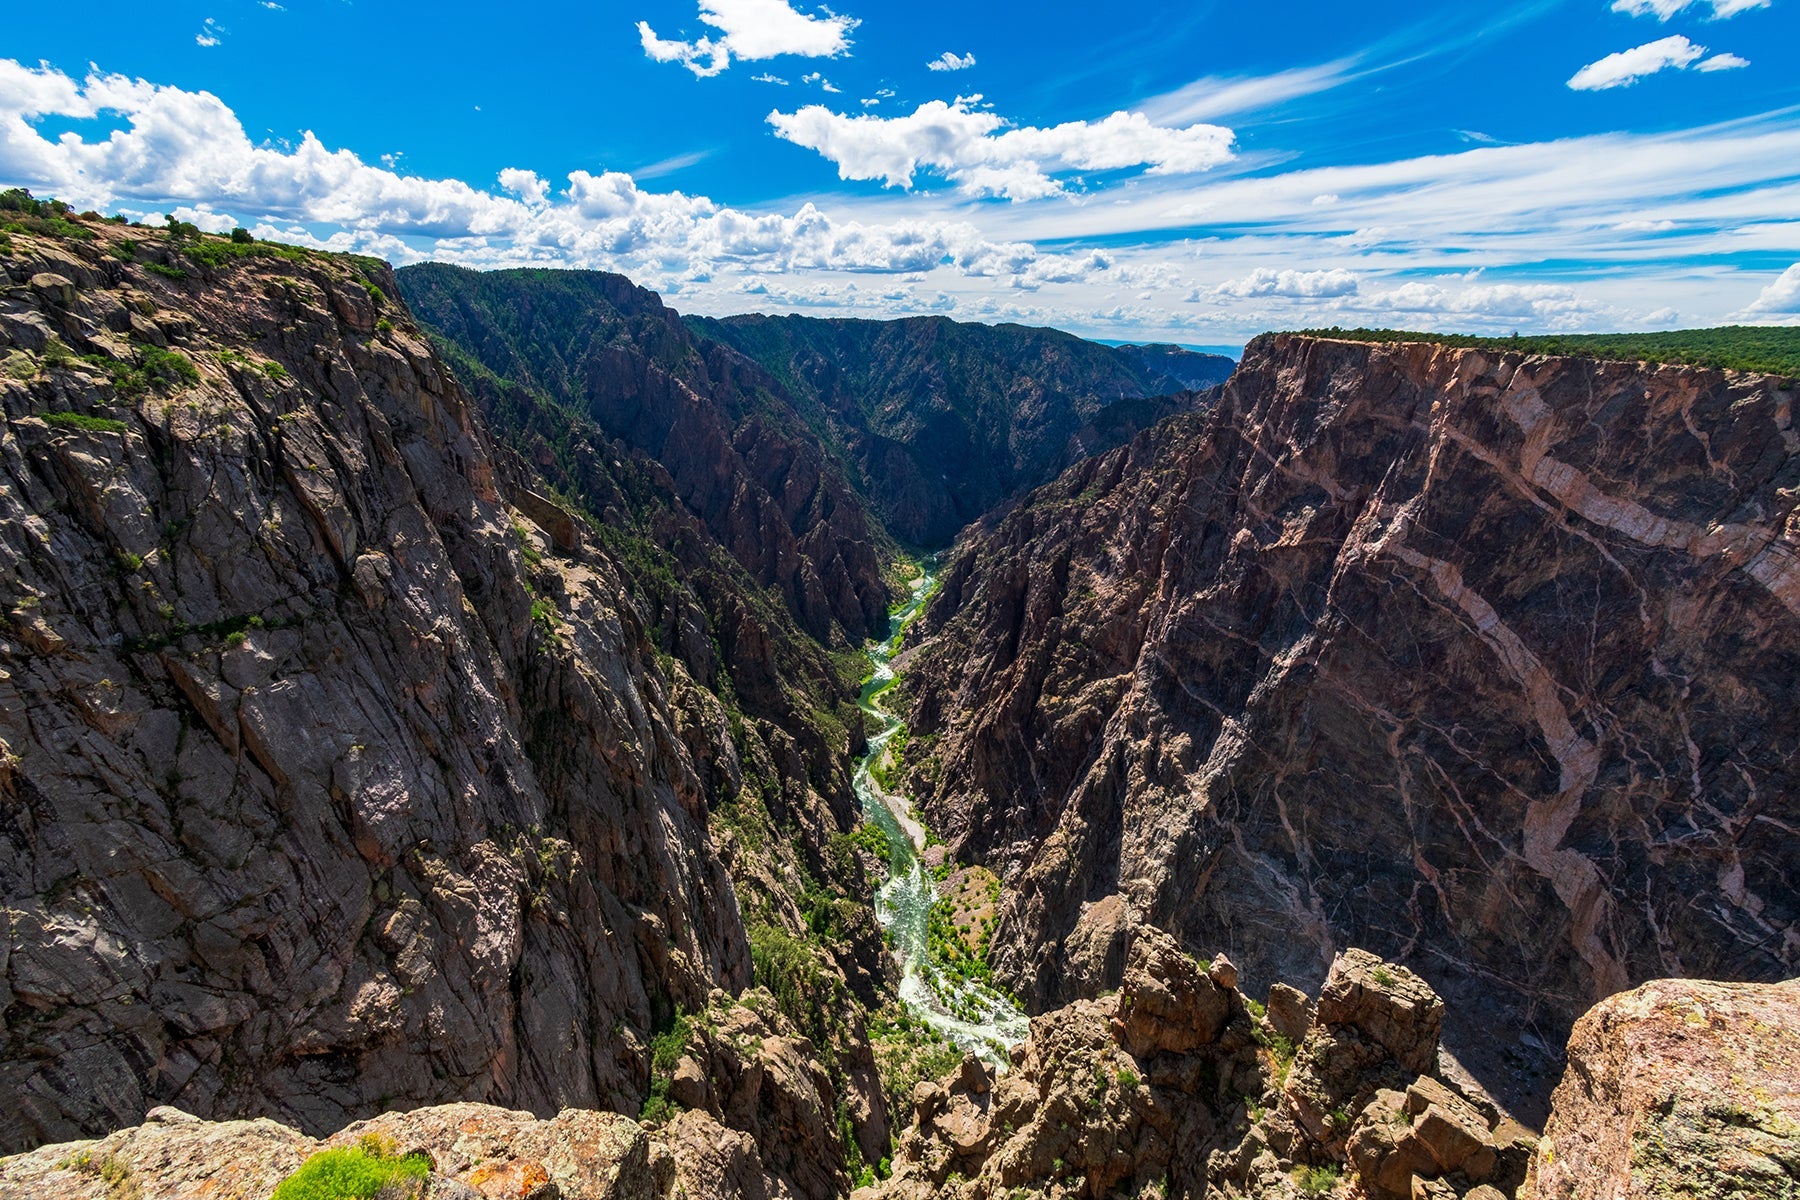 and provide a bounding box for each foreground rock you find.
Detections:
[1529,976,1800,1200]
[0,1102,666,1200]
[870,929,1533,1200]
[905,333,1800,1106]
